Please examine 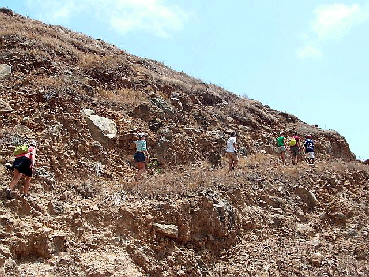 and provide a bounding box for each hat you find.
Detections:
[306,134,312,138]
